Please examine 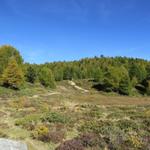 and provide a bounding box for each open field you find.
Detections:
[0,81,150,150]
